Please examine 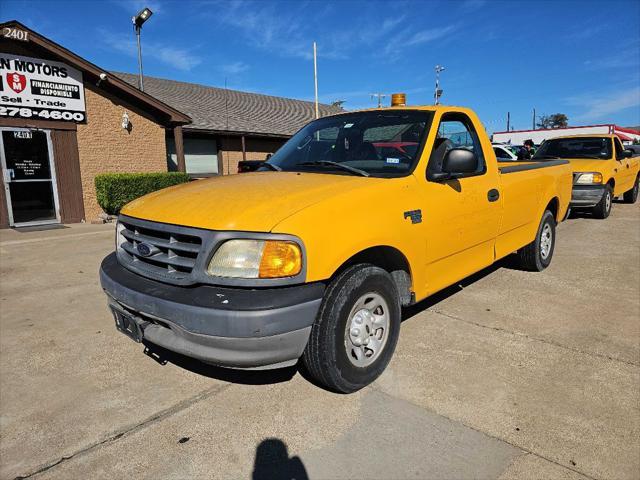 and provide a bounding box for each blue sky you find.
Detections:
[3,0,639,132]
